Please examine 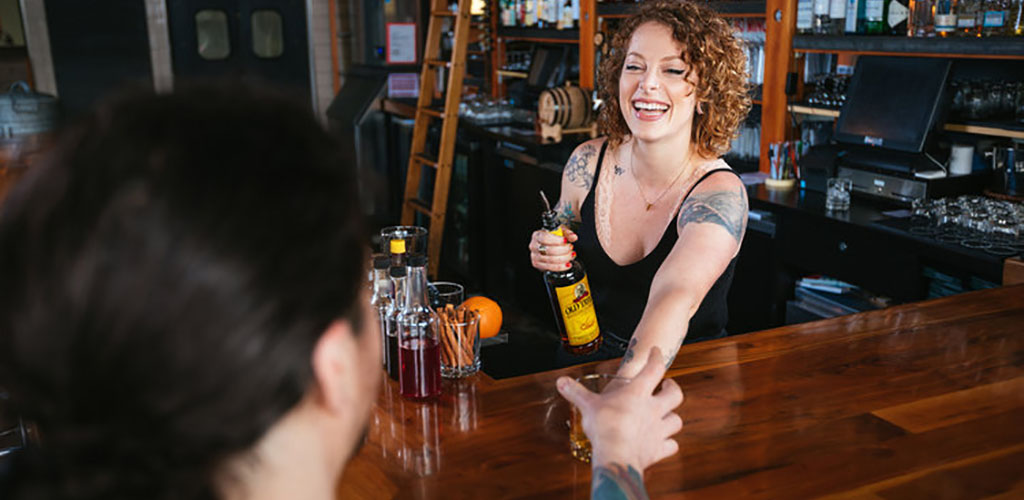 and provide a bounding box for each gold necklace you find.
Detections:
[630,144,689,211]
